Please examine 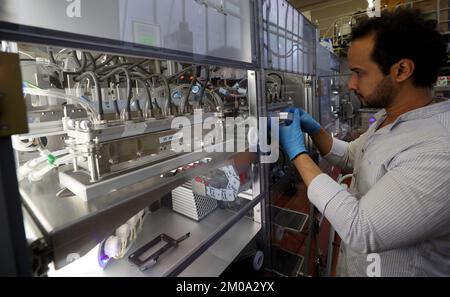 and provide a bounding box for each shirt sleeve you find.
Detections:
[323,132,369,172]
[308,143,450,254]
